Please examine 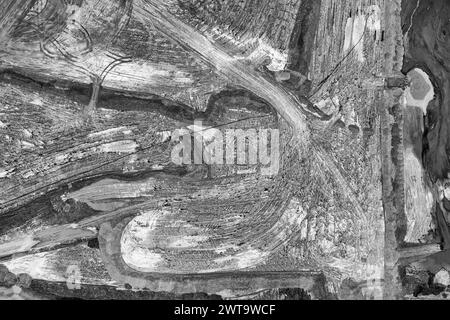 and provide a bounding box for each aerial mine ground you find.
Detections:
[0,0,449,300]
